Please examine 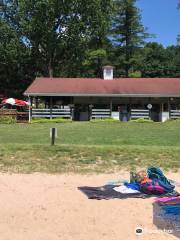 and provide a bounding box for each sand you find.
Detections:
[0,172,179,240]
